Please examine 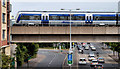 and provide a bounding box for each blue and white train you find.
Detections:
[15,11,120,26]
